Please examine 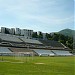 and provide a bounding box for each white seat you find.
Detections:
[33,49,55,56]
[52,50,72,56]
